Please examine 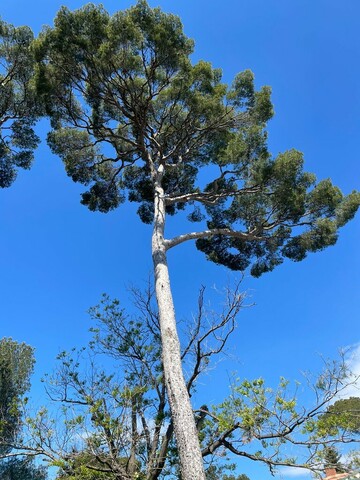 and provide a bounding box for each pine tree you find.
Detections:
[323,446,345,473]
[33,2,360,478]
